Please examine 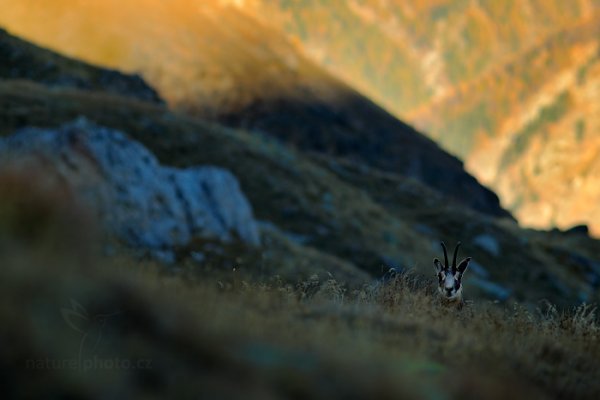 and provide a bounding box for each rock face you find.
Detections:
[0,119,260,256]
